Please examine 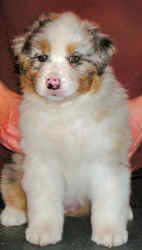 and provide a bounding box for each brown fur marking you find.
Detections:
[3,182,27,212]
[38,39,51,54]
[78,69,101,94]
[91,73,101,94]
[1,166,27,213]
[19,54,31,72]
[20,71,37,94]
[66,43,78,55]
